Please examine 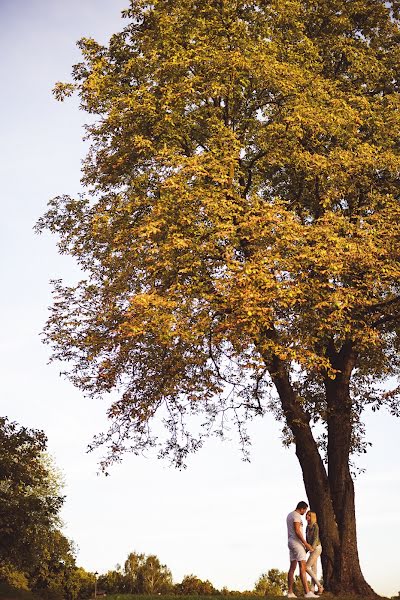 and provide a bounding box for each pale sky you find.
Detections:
[1,1,399,597]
